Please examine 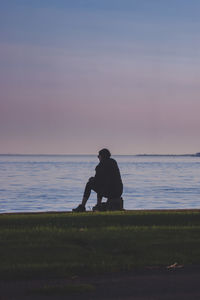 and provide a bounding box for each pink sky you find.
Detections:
[1,2,200,154]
